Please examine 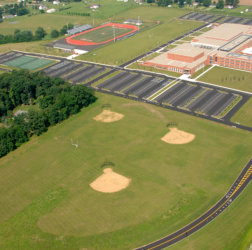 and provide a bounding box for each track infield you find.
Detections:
[66,23,138,46]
